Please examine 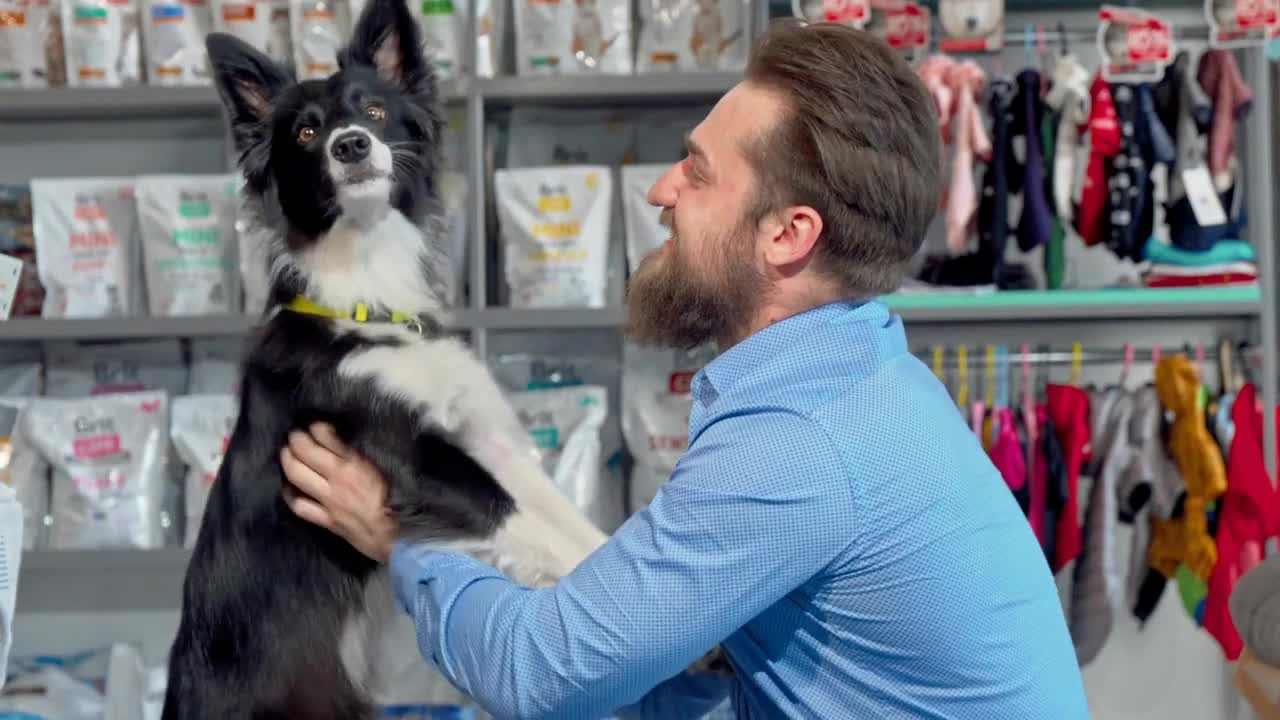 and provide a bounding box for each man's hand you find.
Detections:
[280,423,398,562]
